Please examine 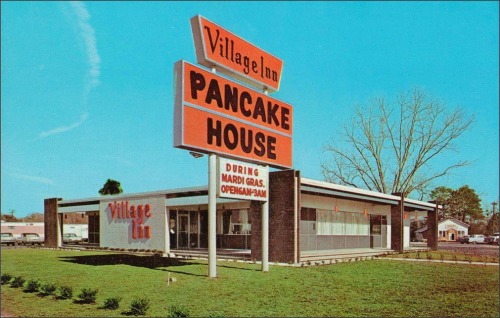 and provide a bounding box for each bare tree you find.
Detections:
[321,88,474,199]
